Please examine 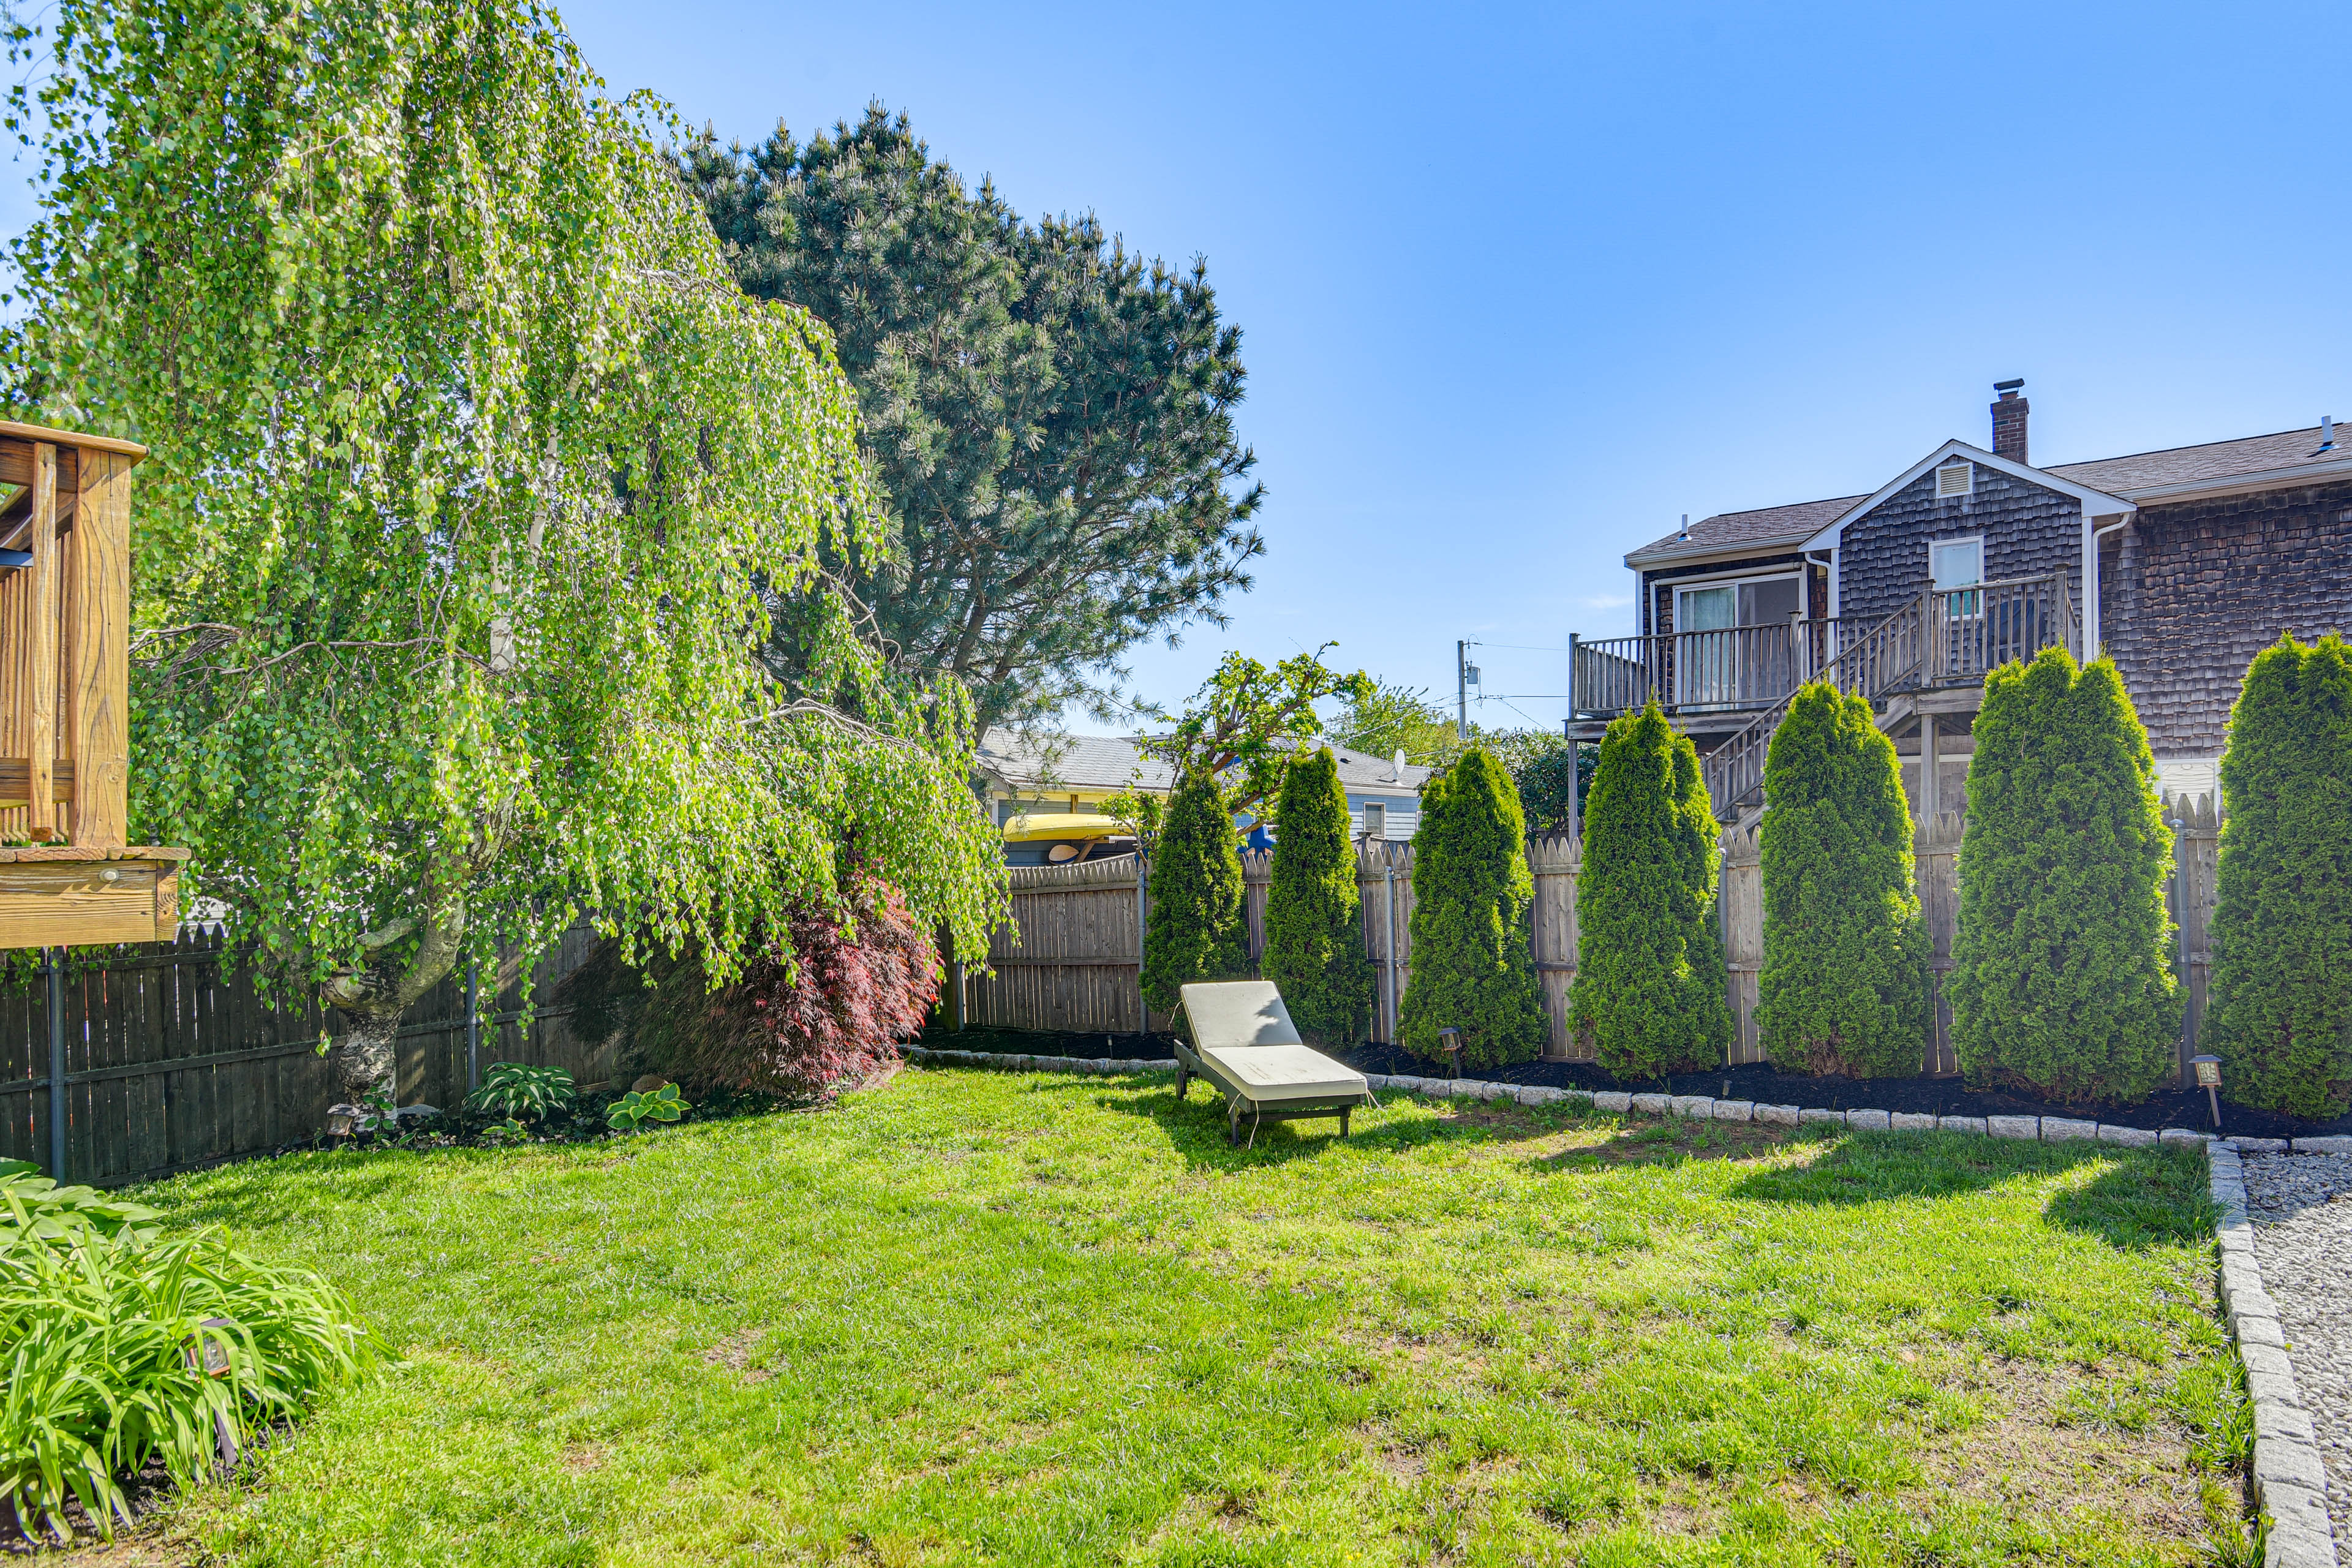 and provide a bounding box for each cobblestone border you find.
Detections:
[2211,1142,2343,1568]
[909,1044,2348,1561]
